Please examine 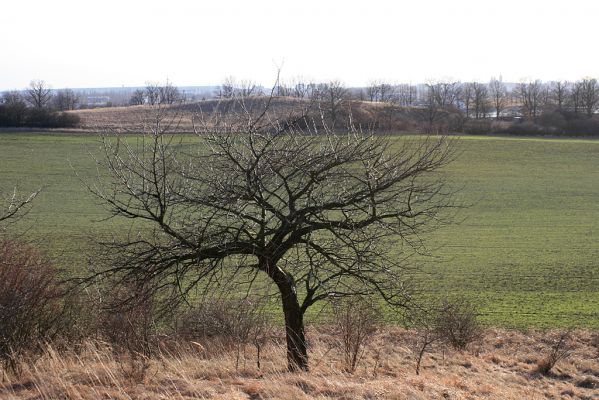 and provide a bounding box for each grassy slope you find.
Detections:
[1,133,598,328]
